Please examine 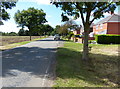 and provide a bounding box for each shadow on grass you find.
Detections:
[56,47,119,87]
